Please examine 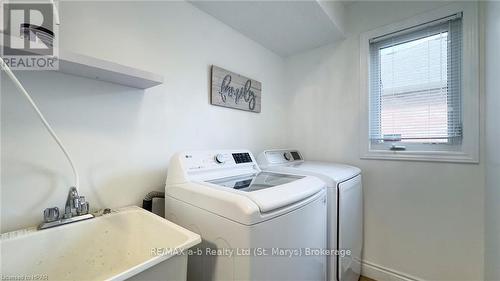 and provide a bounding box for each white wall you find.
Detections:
[485,1,500,280]
[284,1,484,280]
[0,1,288,232]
